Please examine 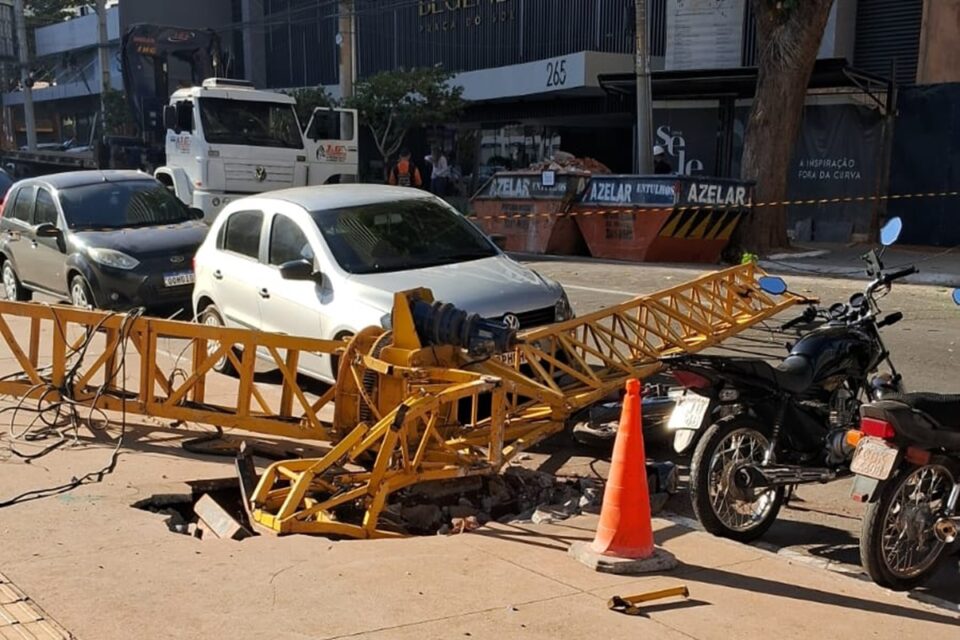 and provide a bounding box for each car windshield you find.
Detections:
[59,180,195,230]
[199,97,303,149]
[311,199,498,274]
